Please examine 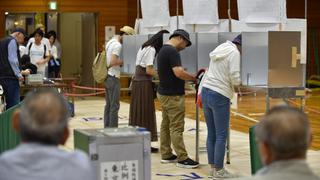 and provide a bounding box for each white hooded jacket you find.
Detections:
[202,41,241,99]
